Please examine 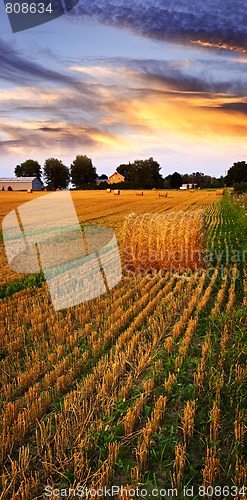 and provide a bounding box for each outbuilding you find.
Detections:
[0,177,43,191]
